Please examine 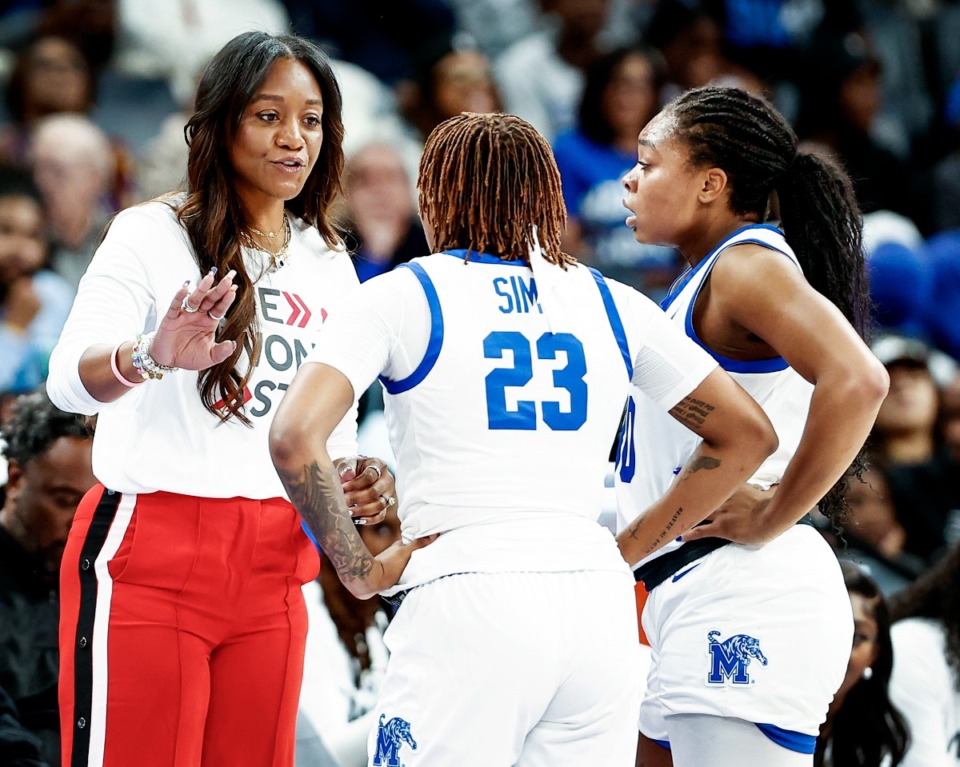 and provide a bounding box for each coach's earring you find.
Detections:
[863,667,873,680]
